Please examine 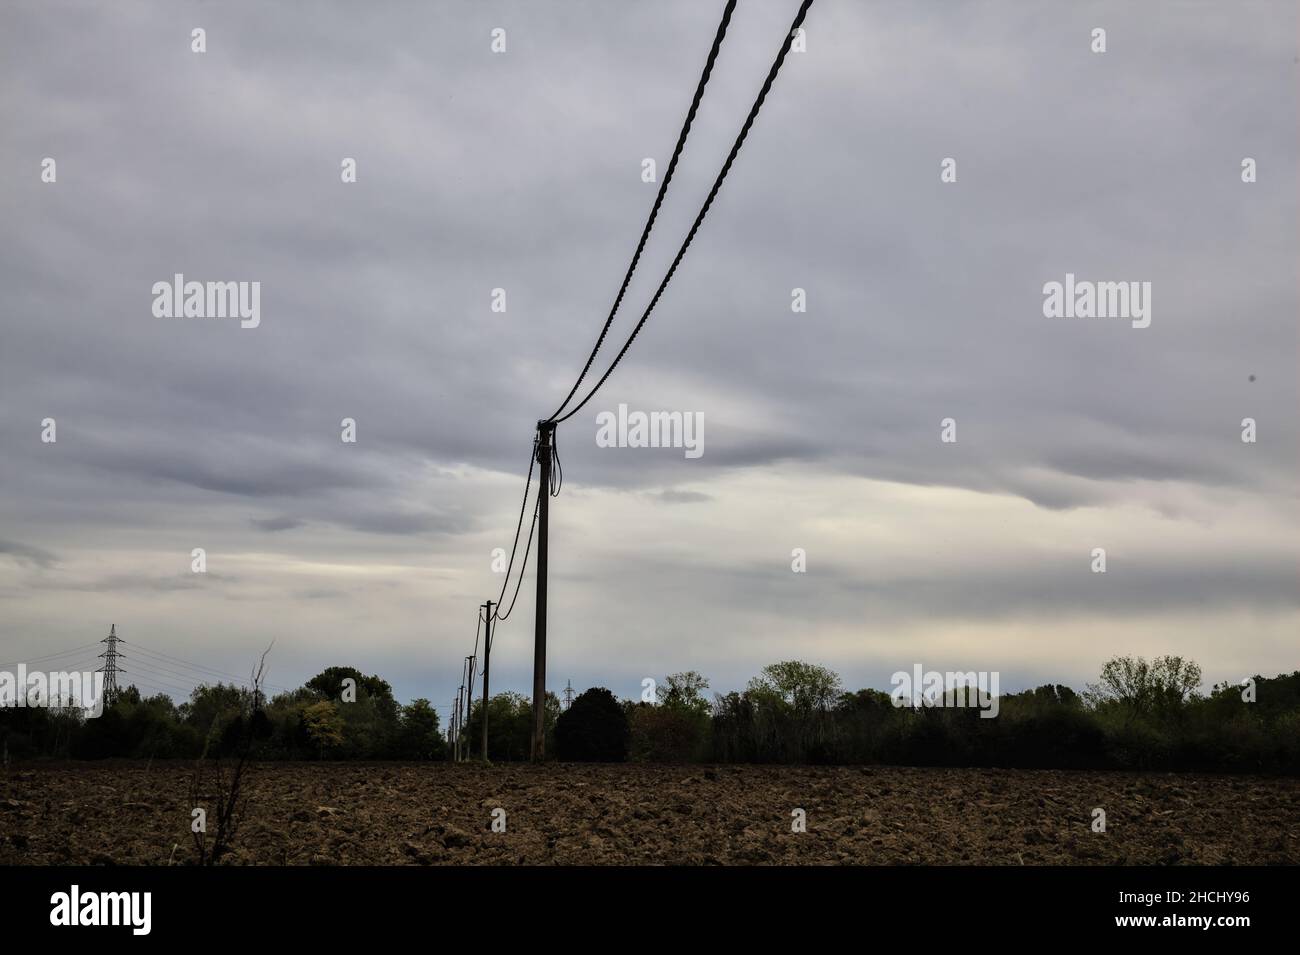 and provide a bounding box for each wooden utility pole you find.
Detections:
[480,600,493,761]
[450,696,459,761]
[531,421,554,760]
[465,653,476,747]
[458,689,466,762]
